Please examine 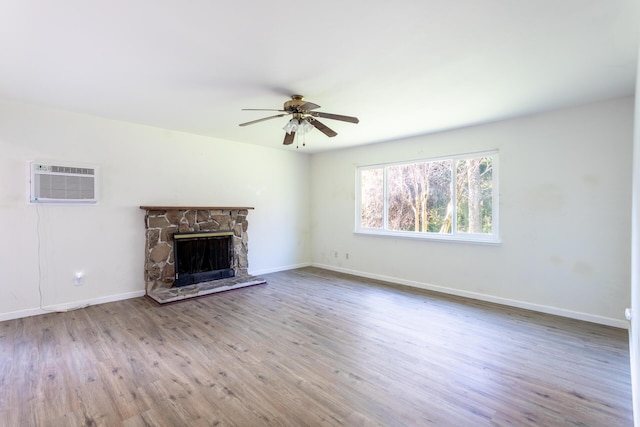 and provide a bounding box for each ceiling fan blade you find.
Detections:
[310,119,337,137]
[242,108,287,112]
[309,111,359,123]
[239,113,288,127]
[299,102,321,111]
[283,131,296,145]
